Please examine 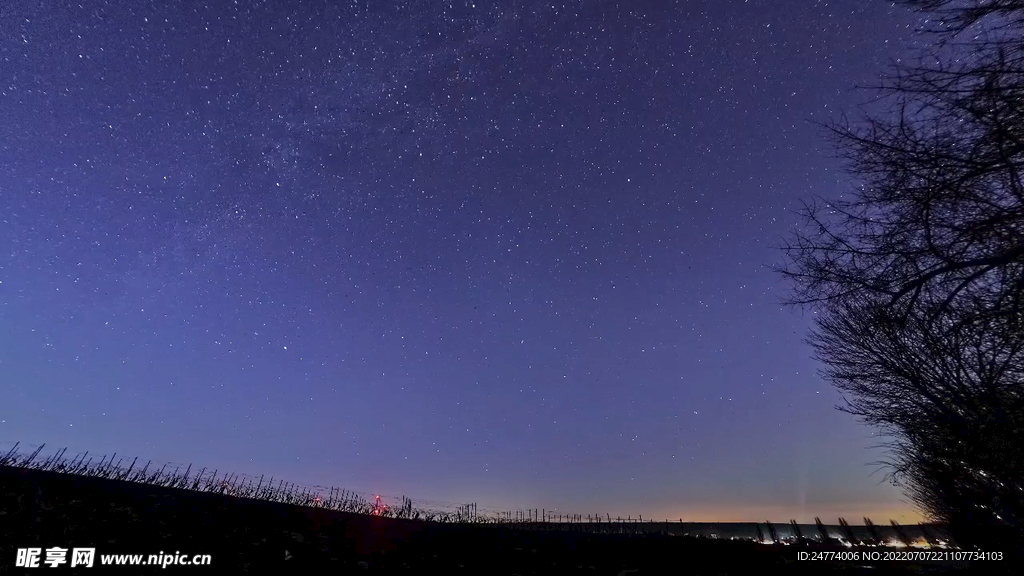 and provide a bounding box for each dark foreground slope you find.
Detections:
[0,466,1006,574]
